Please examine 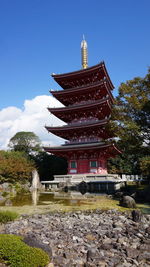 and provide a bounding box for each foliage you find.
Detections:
[116,72,150,145]
[0,234,49,267]
[139,156,150,176]
[1,191,9,197]
[0,211,18,224]
[8,131,41,155]
[32,152,68,180]
[108,69,150,175]
[0,150,34,183]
